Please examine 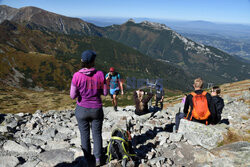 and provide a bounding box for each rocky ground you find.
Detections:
[0,80,249,167]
